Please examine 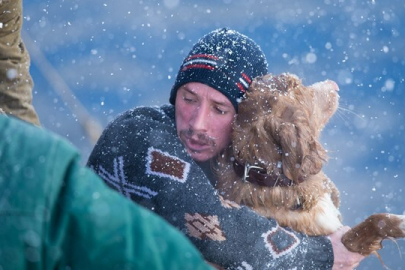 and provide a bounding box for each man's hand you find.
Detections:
[329,226,365,269]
